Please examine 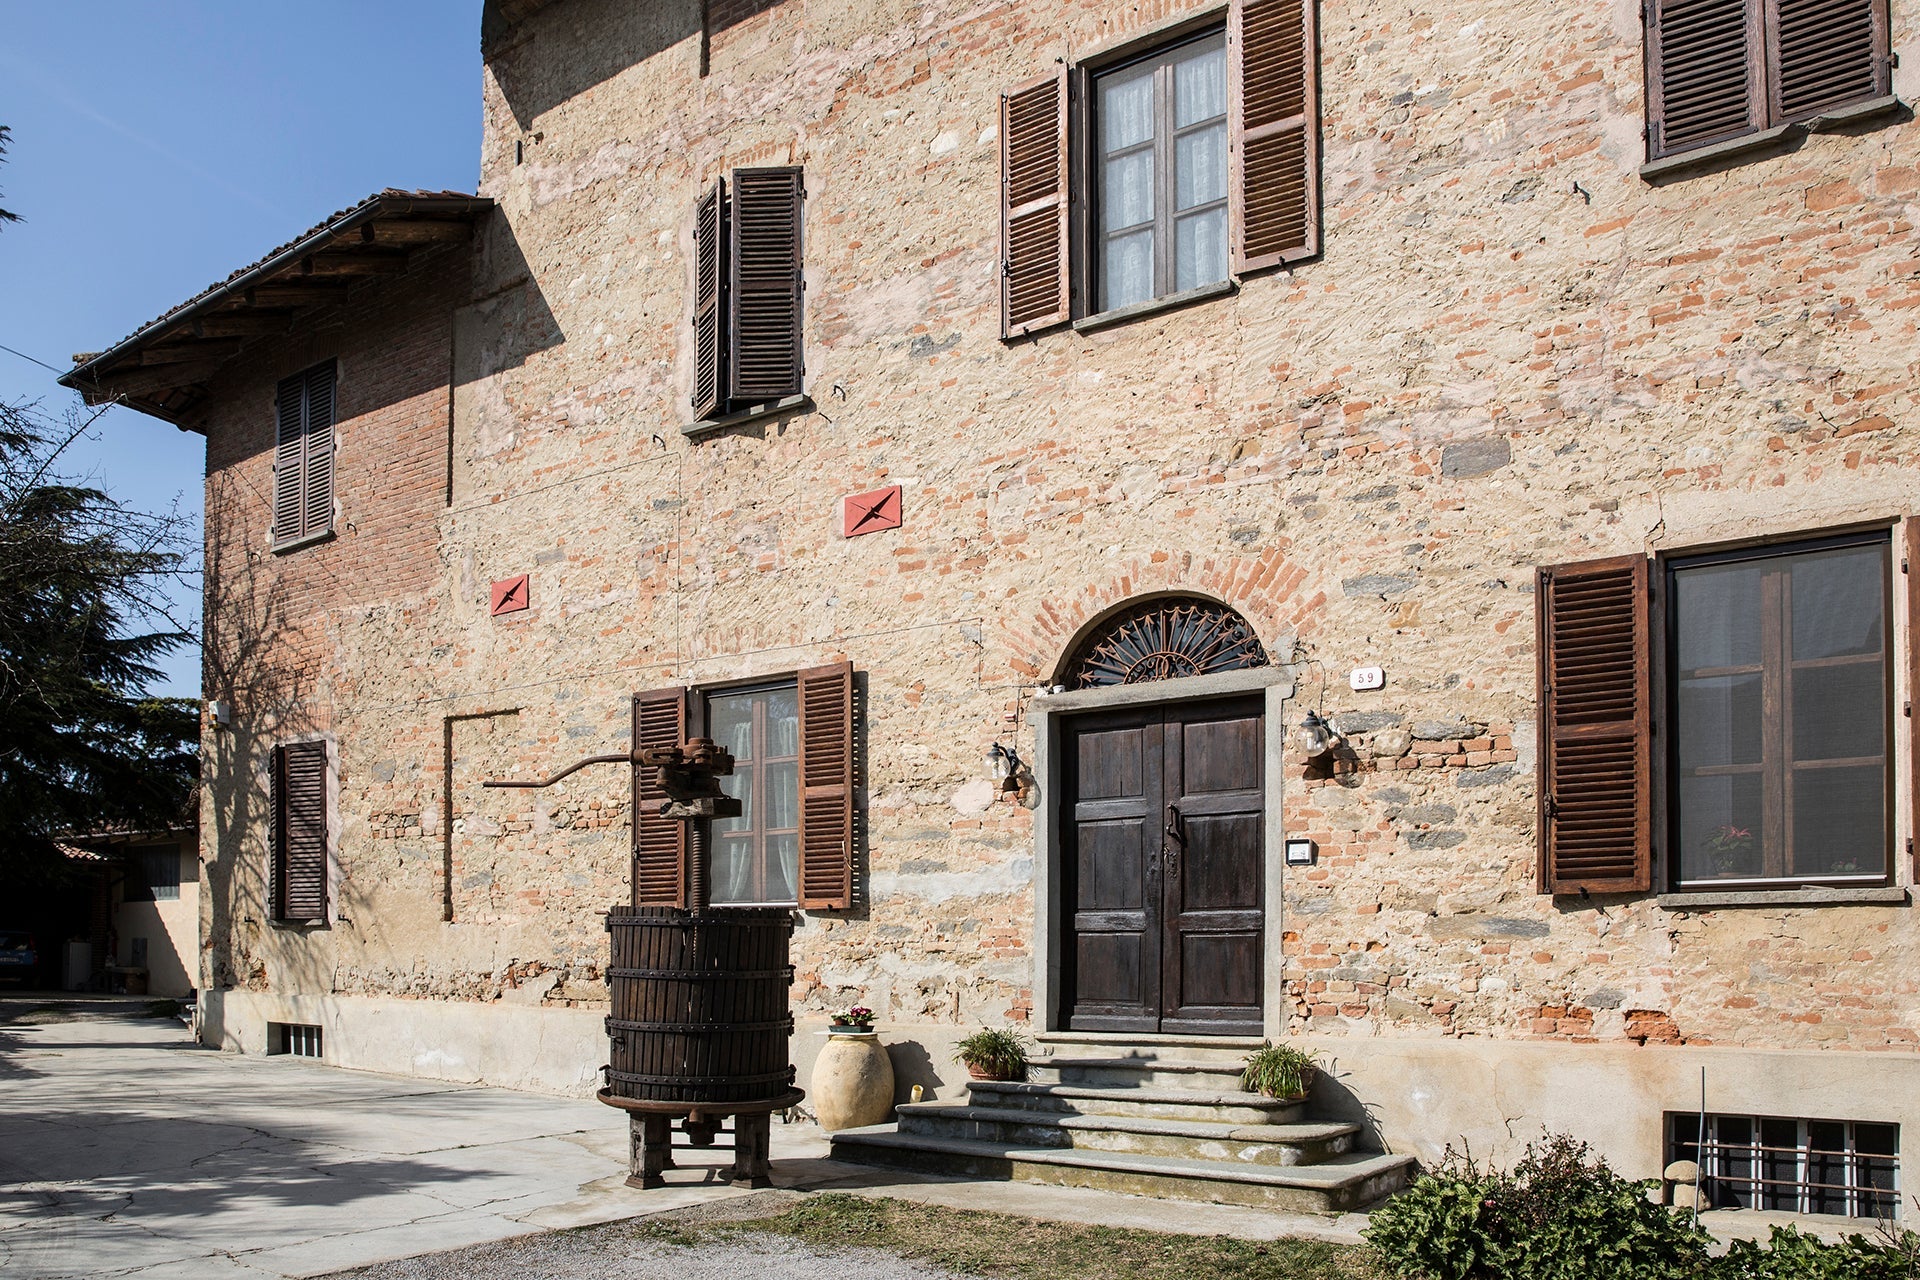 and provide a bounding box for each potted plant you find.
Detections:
[829,1005,876,1034]
[954,1027,1030,1082]
[1704,824,1756,878]
[1240,1040,1317,1101]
